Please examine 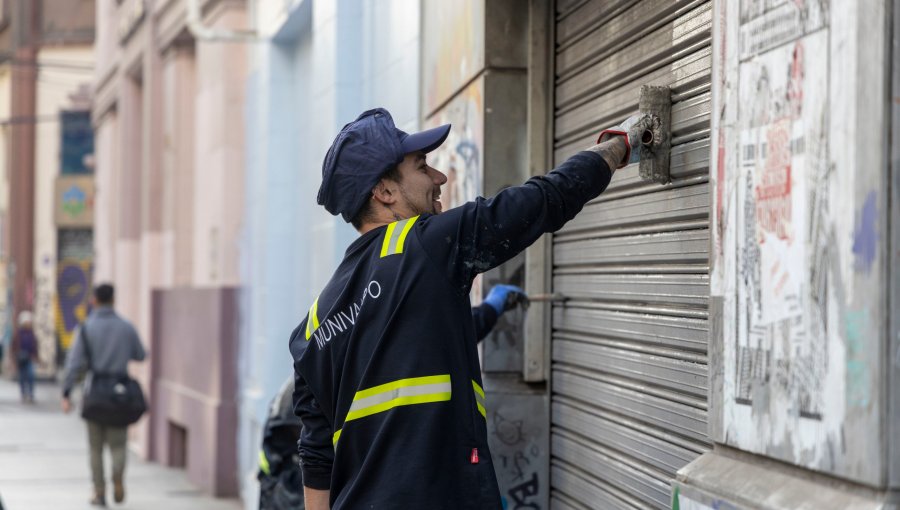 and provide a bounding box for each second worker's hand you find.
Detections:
[484,284,528,315]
